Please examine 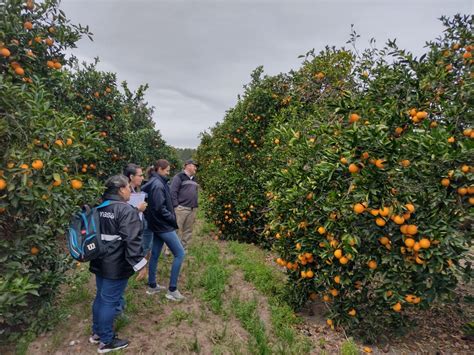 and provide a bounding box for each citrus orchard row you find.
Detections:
[0,0,178,338]
[196,14,473,340]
